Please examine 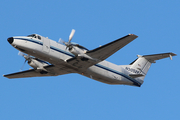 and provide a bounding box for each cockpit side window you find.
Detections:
[27,34,41,40]
[38,36,41,40]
